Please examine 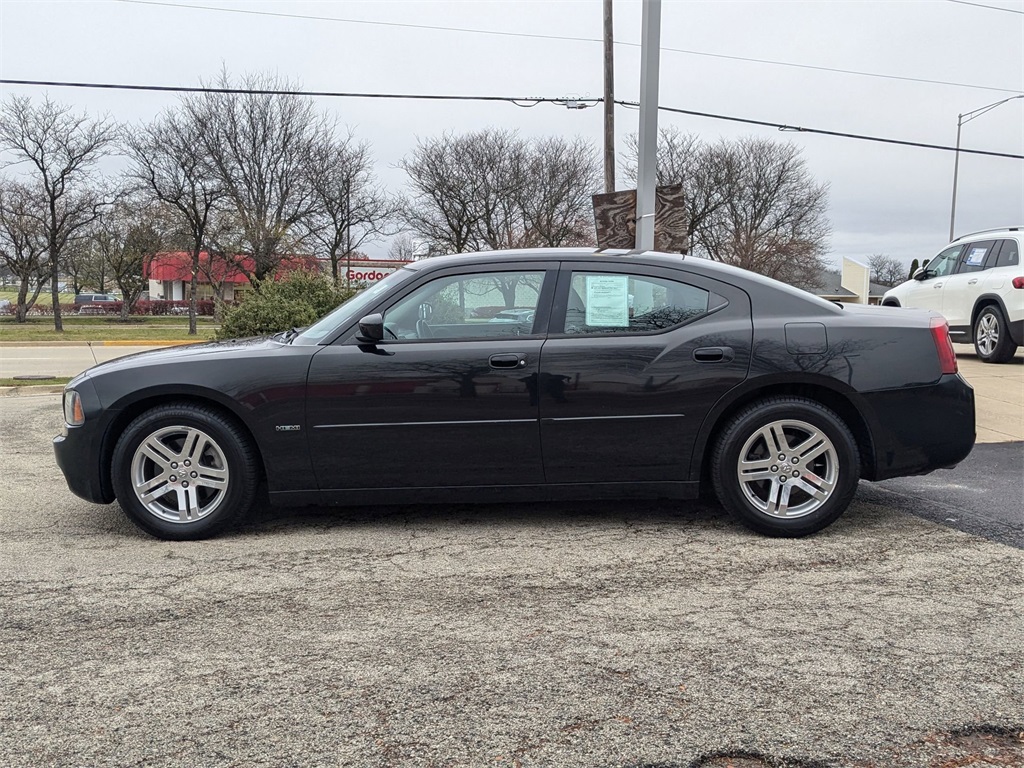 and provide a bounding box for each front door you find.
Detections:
[305,264,556,490]
[538,264,752,485]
